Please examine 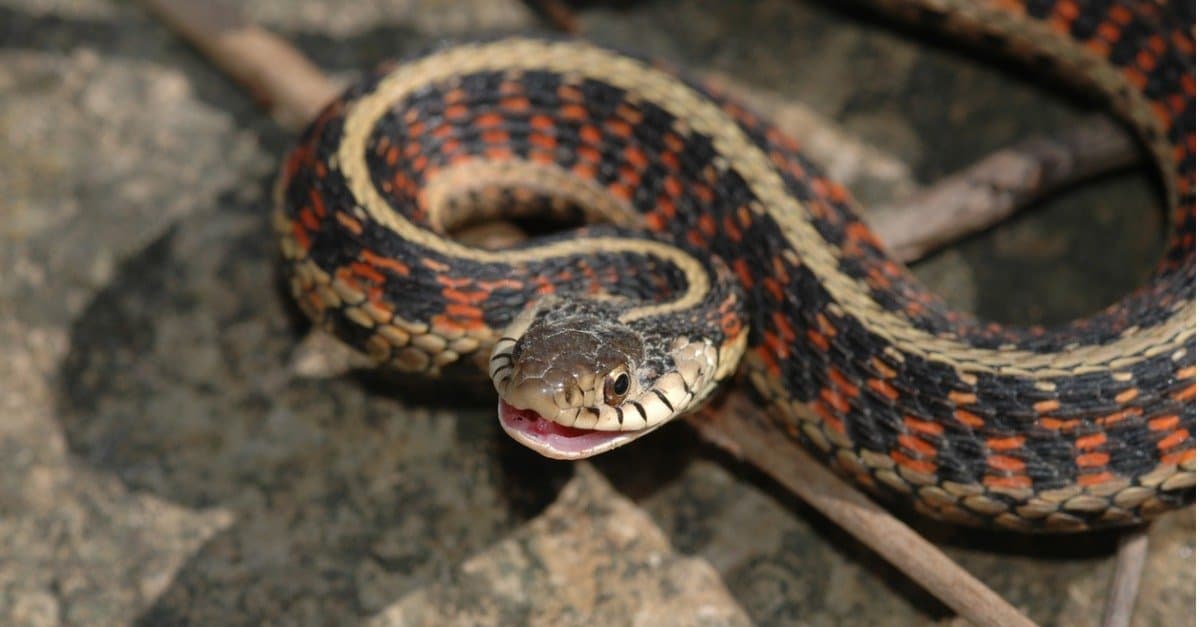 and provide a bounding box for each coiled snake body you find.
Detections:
[275,0,1195,531]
